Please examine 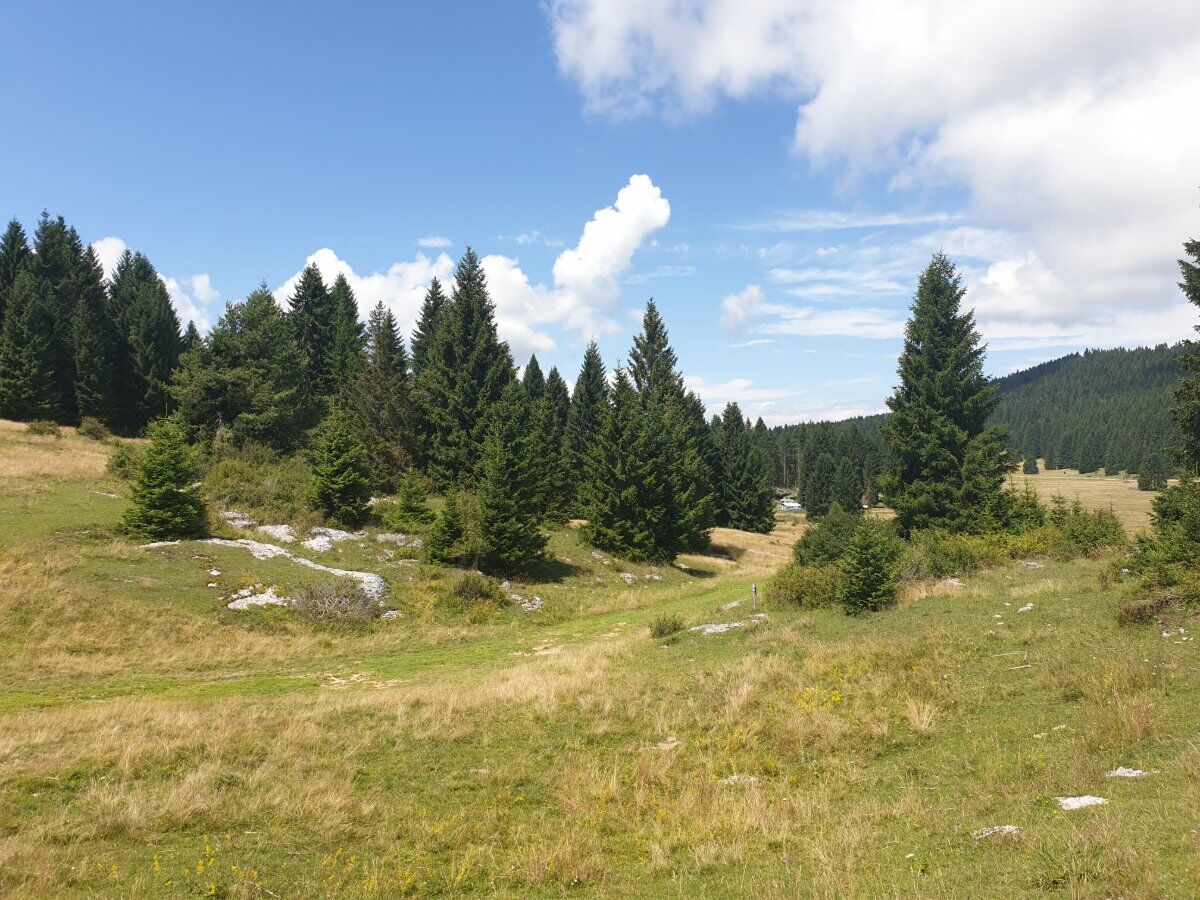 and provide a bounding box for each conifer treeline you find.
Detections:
[0,211,775,563]
[0,214,183,432]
